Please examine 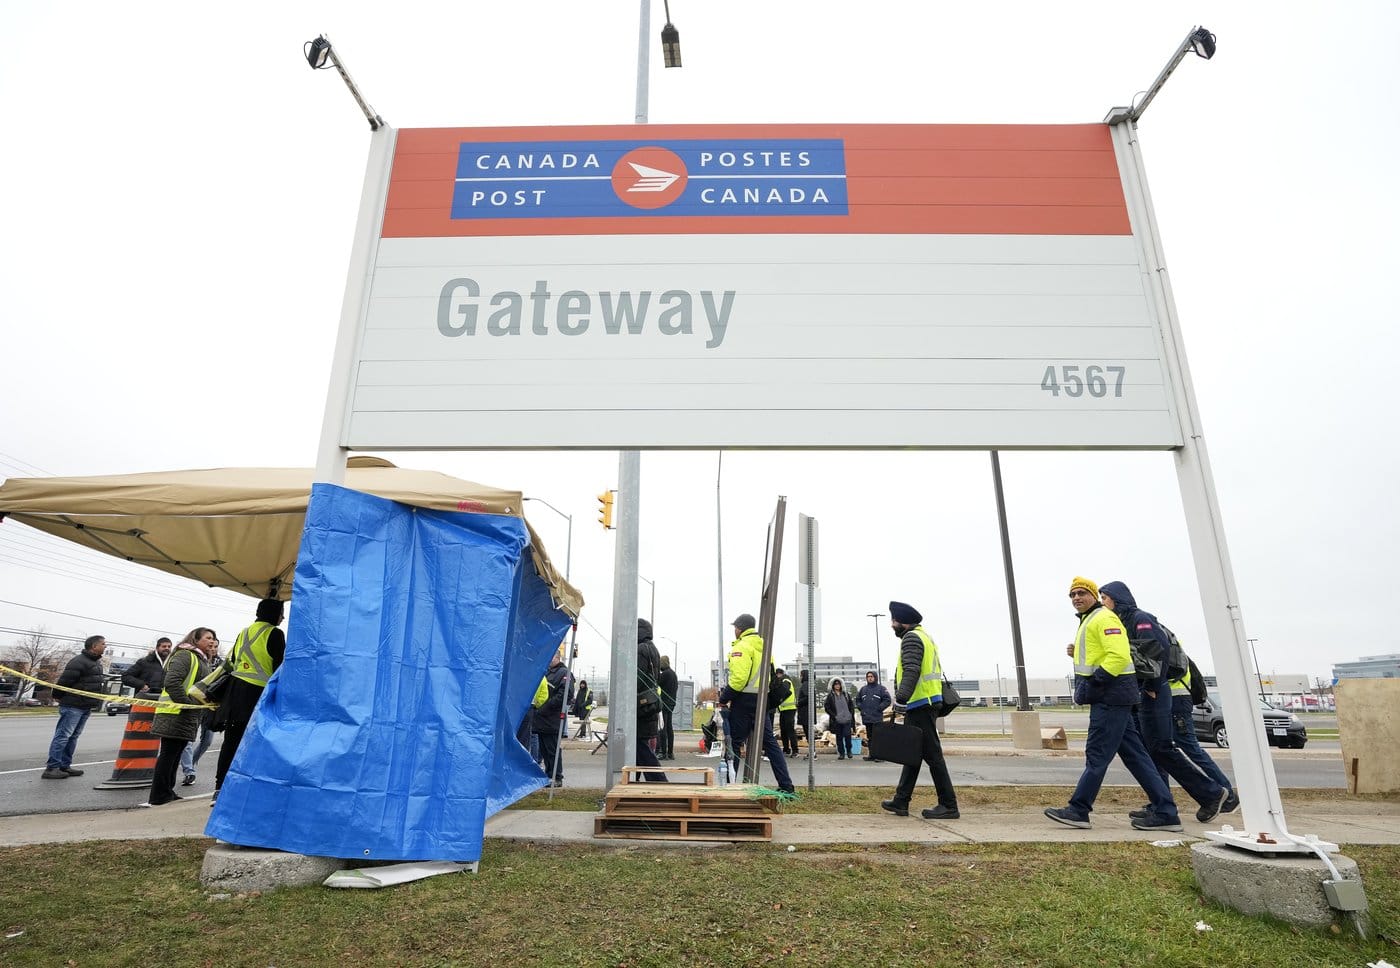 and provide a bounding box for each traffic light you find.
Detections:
[597,490,615,529]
